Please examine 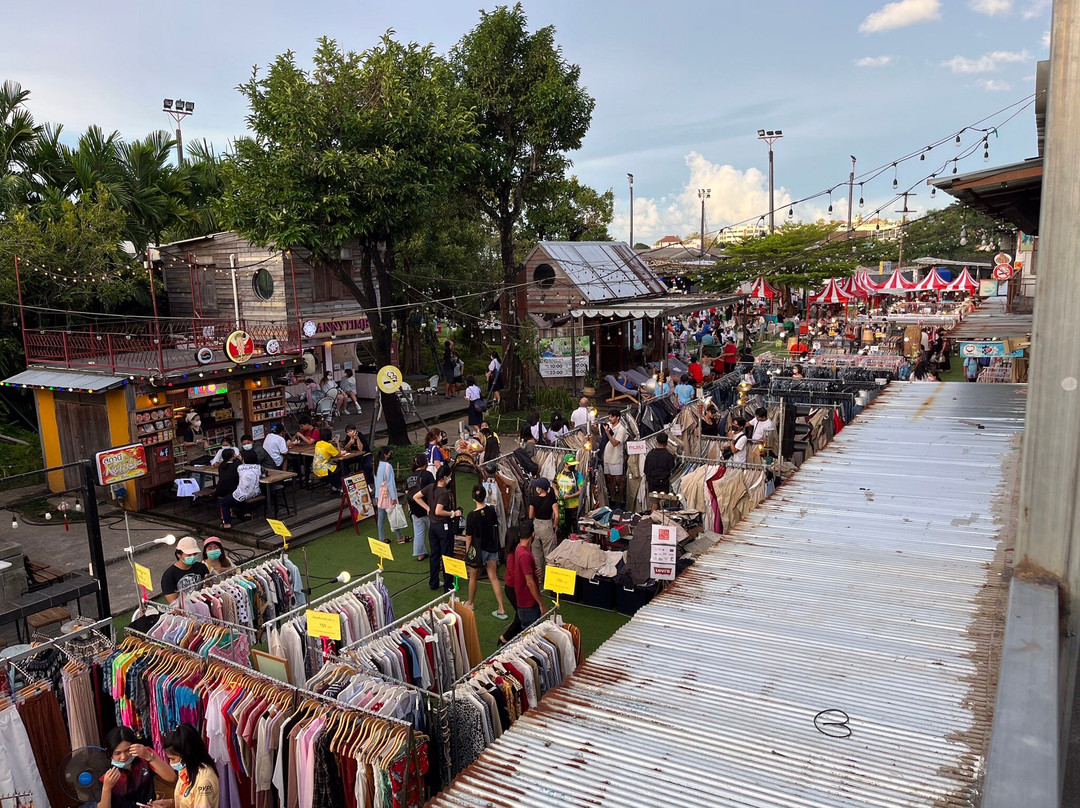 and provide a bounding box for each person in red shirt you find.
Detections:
[512,525,545,628]
[687,359,704,385]
[711,355,726,377]
[721,339,738,374]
